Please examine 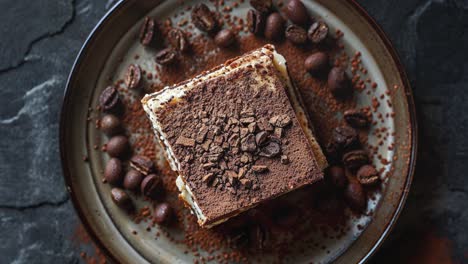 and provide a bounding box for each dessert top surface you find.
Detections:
[149,47,323,222]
